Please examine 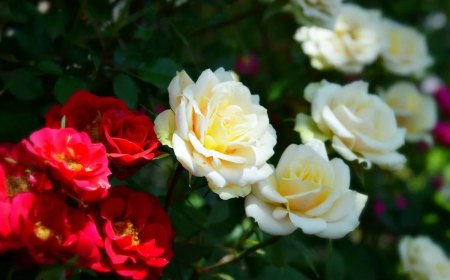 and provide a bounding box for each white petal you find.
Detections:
[321,191,357,222]
[316,193,367,239]
[329,158,351,192]
[209,182,251,200]
[172,133,195,173]
[154,110,176,147]
[288,212,327,235]
[361,151,406,170]
[245,195,296,235]
[322,105,355,139]
[252,175,288,204]
[168,70,194,110]
[305,139,329,161]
